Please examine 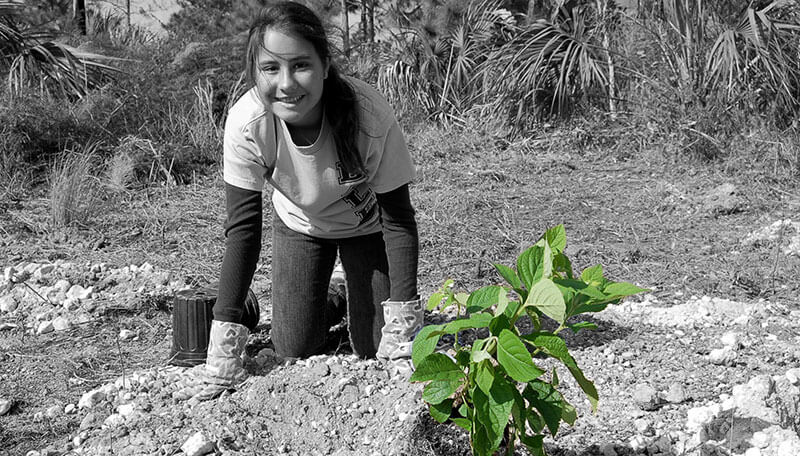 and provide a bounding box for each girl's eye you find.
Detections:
[294,61,311,70]
[260,65,279,74]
